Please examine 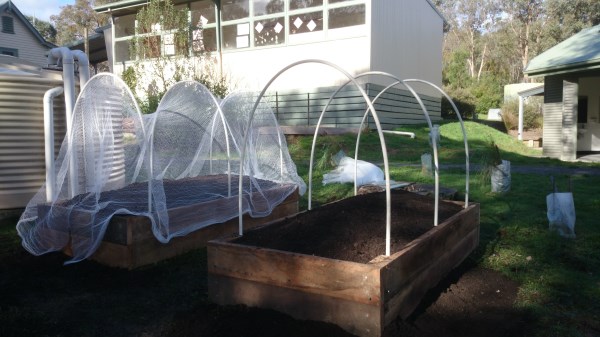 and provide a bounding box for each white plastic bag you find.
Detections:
[322,155,384,186]
[547,192,576,238]
[491,160,511,193]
